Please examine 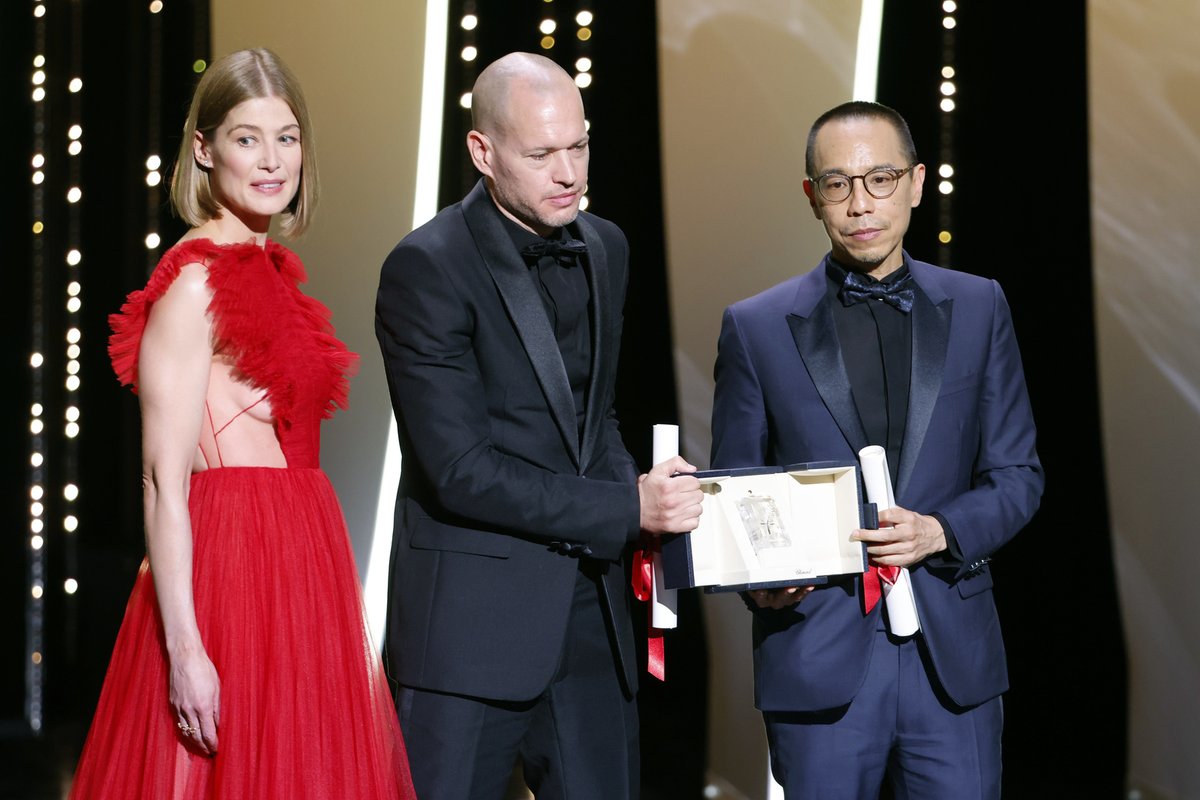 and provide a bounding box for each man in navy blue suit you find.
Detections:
[710,101,1043,798]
